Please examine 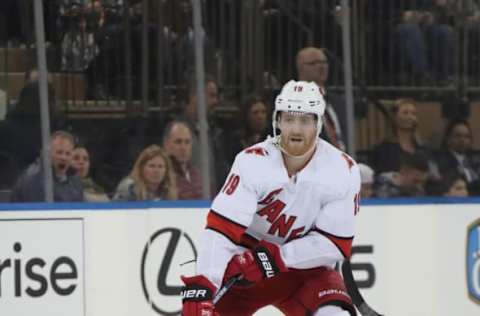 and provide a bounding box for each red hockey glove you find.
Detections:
[223,240,288,287]
[181,275,219,316]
